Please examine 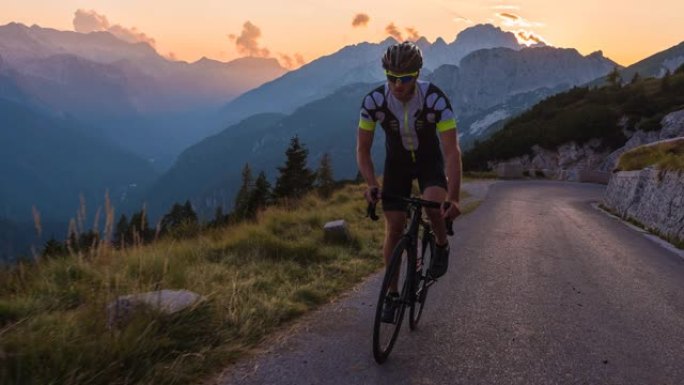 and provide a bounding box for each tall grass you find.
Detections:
[0,183,482,384]
[0,184,385,385]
